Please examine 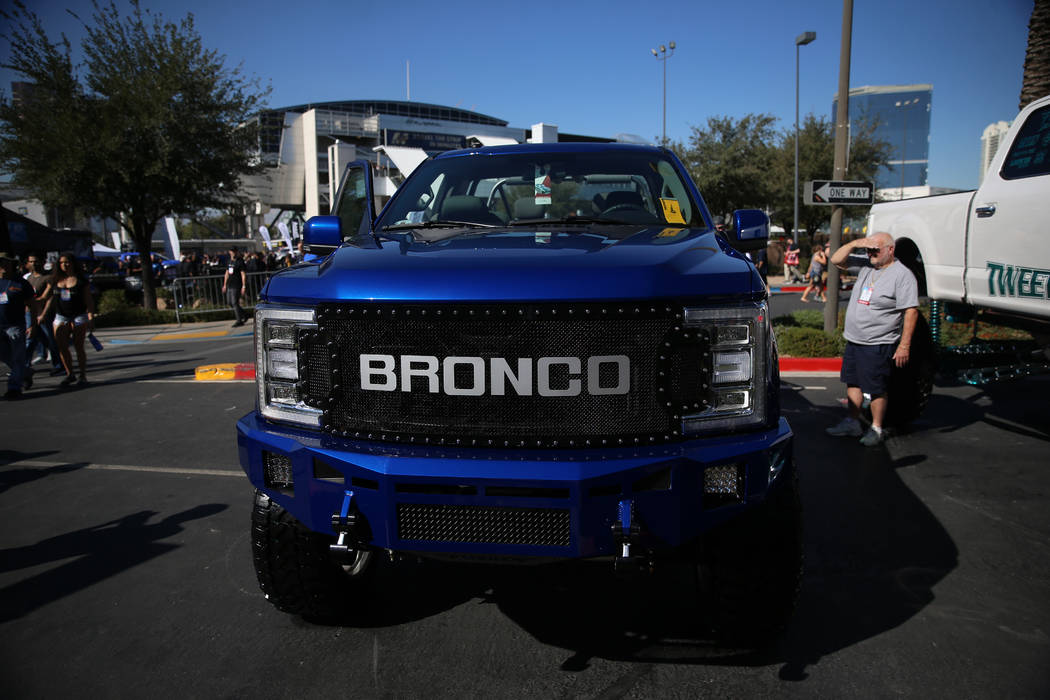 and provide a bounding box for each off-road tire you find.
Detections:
[250,489,374,620]
[884,311,937,428]
[699,473,803,646]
